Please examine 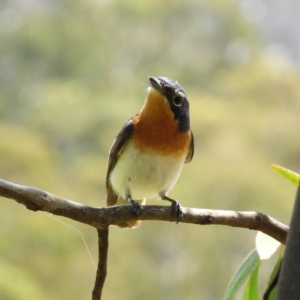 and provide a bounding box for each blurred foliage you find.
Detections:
[0,0,299,299]
[223,232,281,300]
